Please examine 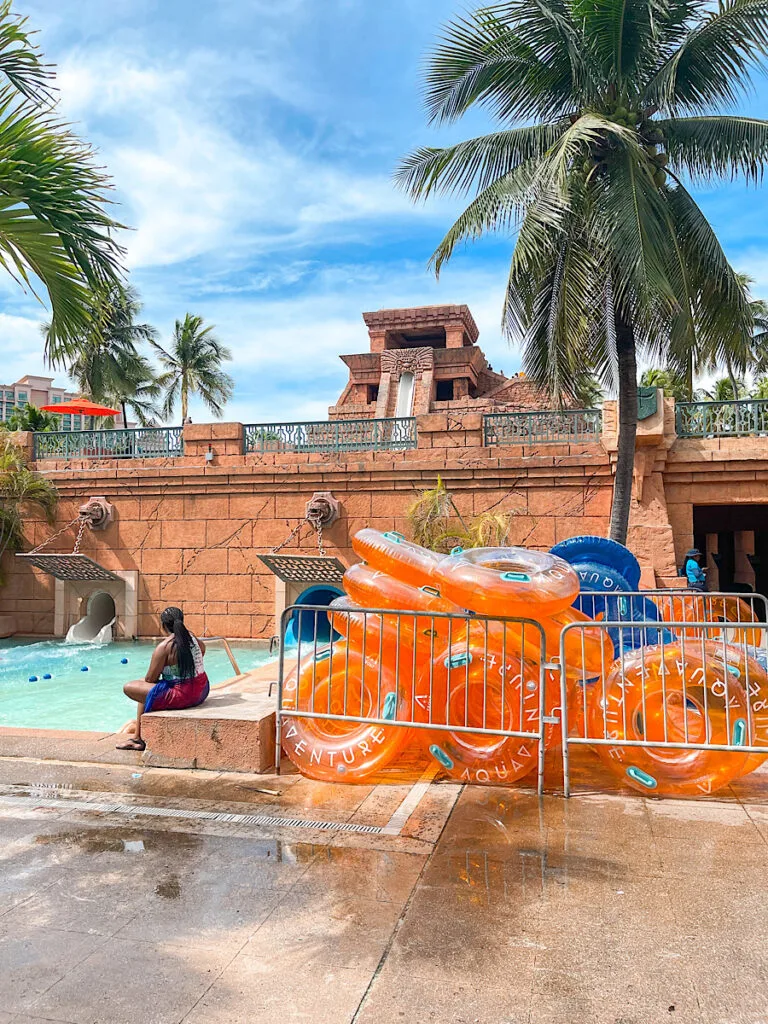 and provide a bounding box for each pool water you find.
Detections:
[0,639,275,733]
